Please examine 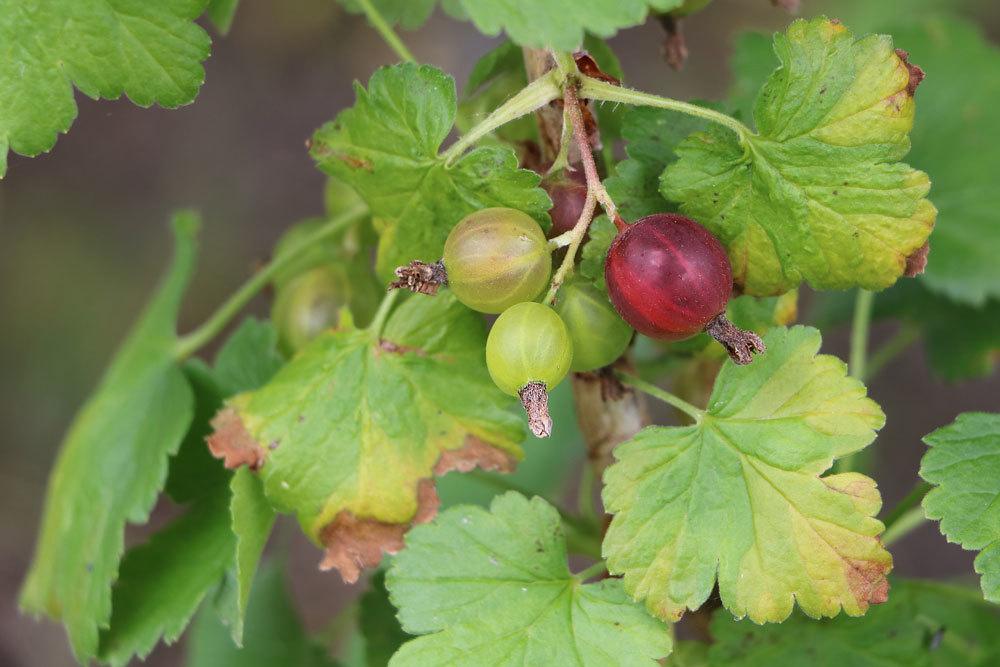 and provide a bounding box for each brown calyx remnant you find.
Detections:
[845,558,891,608]
[904,241,931,277]
[657,15,688,71]
[320,479,440,584]
[388,259,448,295]
[895,49,926,97]
[705,314,766,365]
[771,0,801,12]
[206,407,267,471]
[434,436,517,475]
[518,382,553,438]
